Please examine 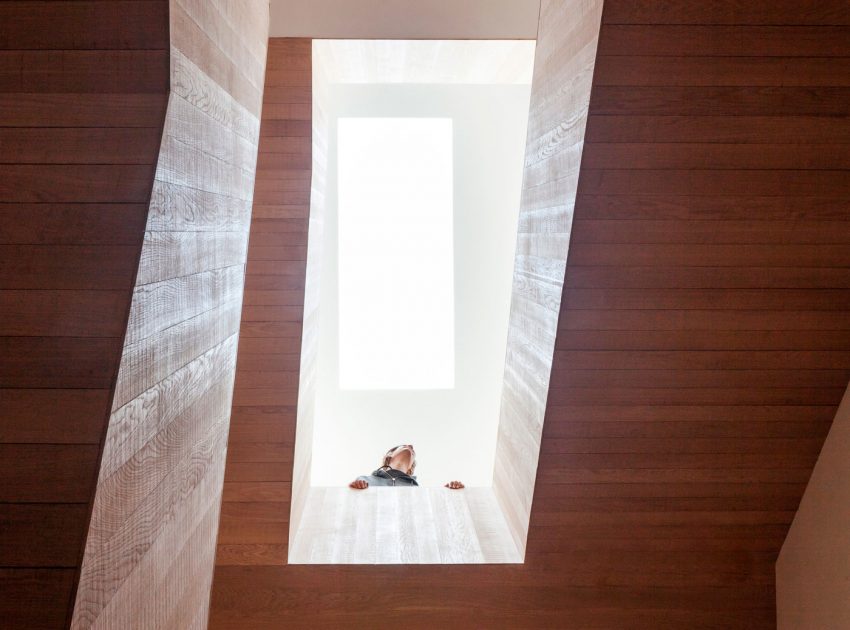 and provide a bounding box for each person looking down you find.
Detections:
[349,444,465,490]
